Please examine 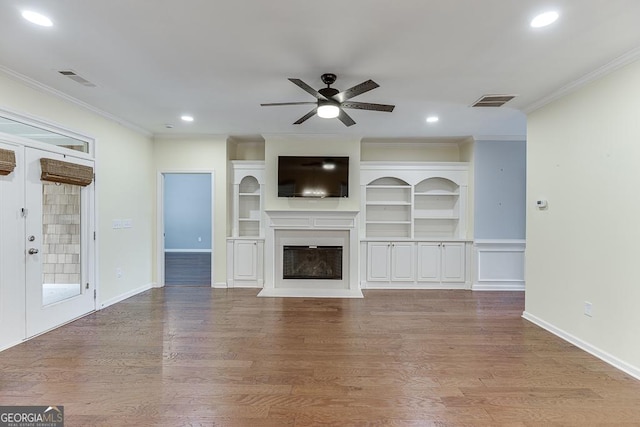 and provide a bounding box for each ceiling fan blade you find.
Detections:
[288,78,326,100]
[260,102,317,107]
[337,110,356,127]
[341,101,395,112]
[293,108,318,125]
[334,80,379,102]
